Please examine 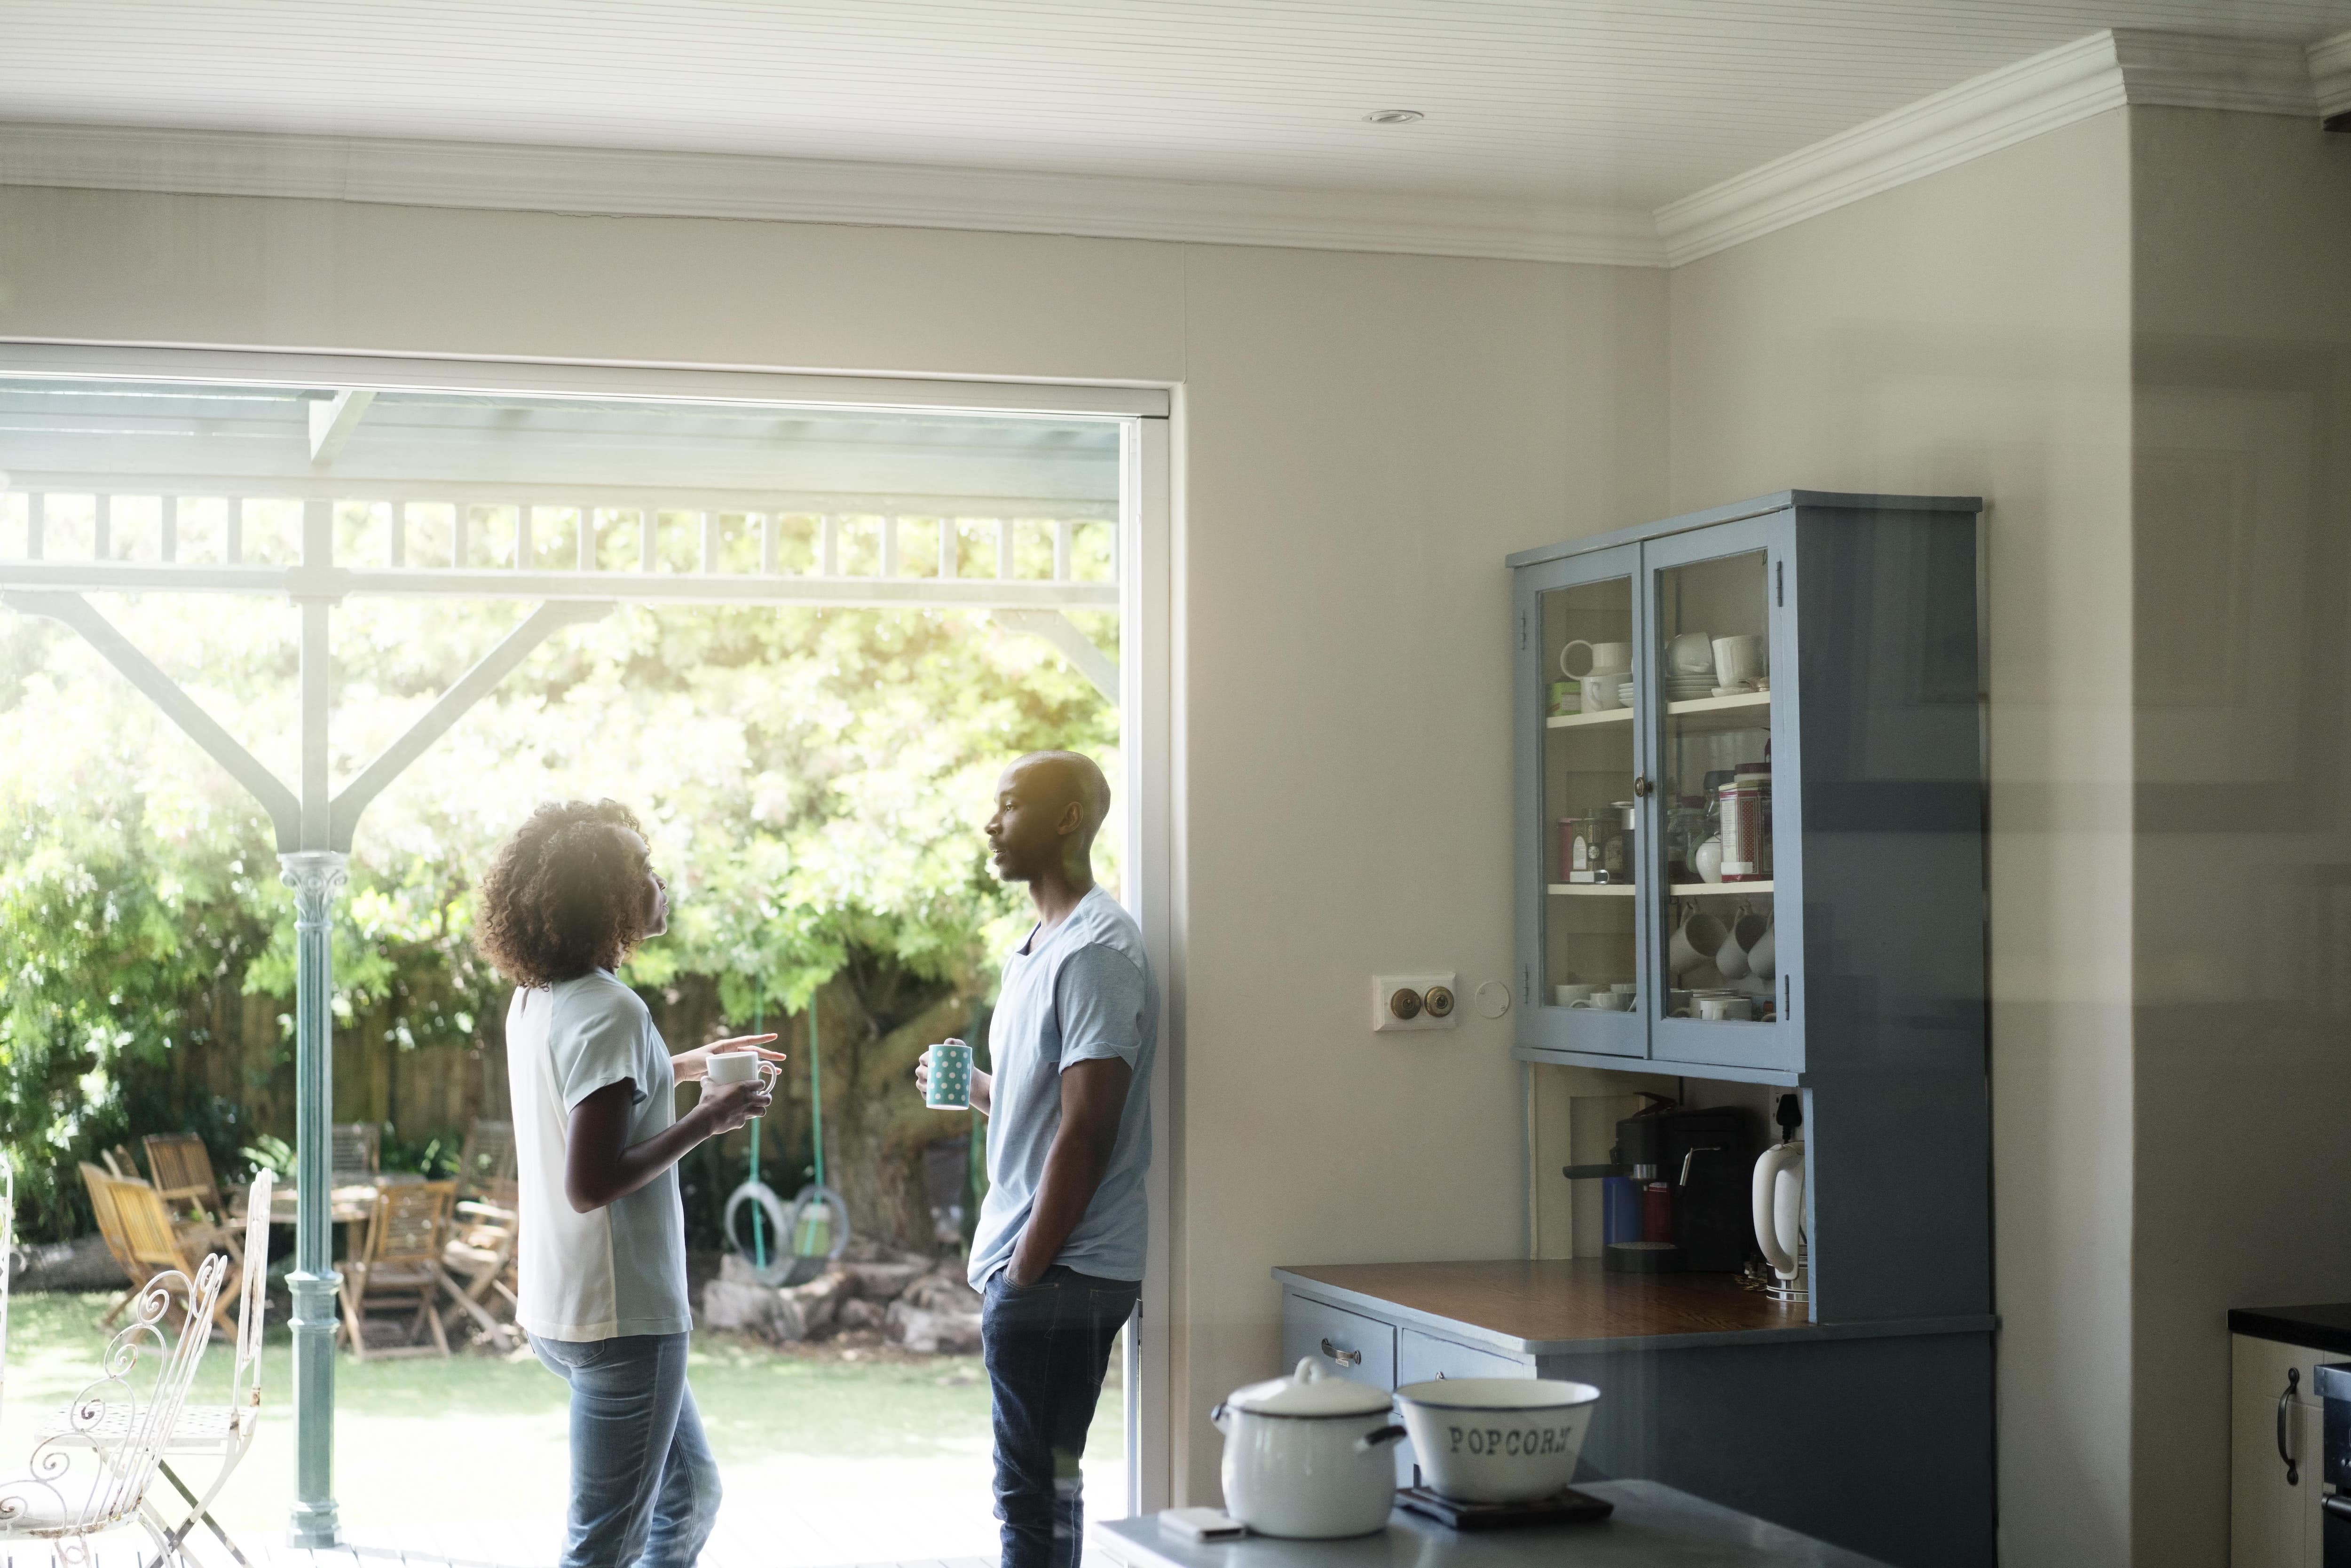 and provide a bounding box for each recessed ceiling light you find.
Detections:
[1363,109,1425,125]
